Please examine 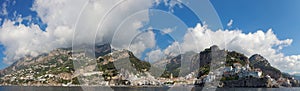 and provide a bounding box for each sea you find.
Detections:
[0,86,300,91]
